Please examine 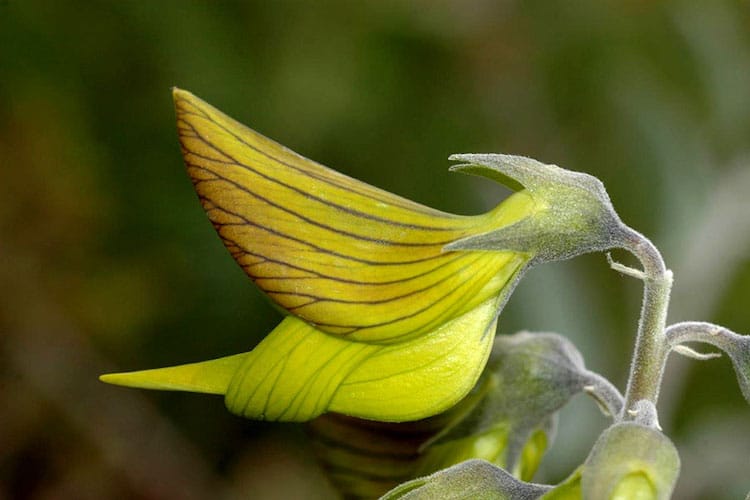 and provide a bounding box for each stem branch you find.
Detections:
[581,369,625,418]
[665,321,742,352]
